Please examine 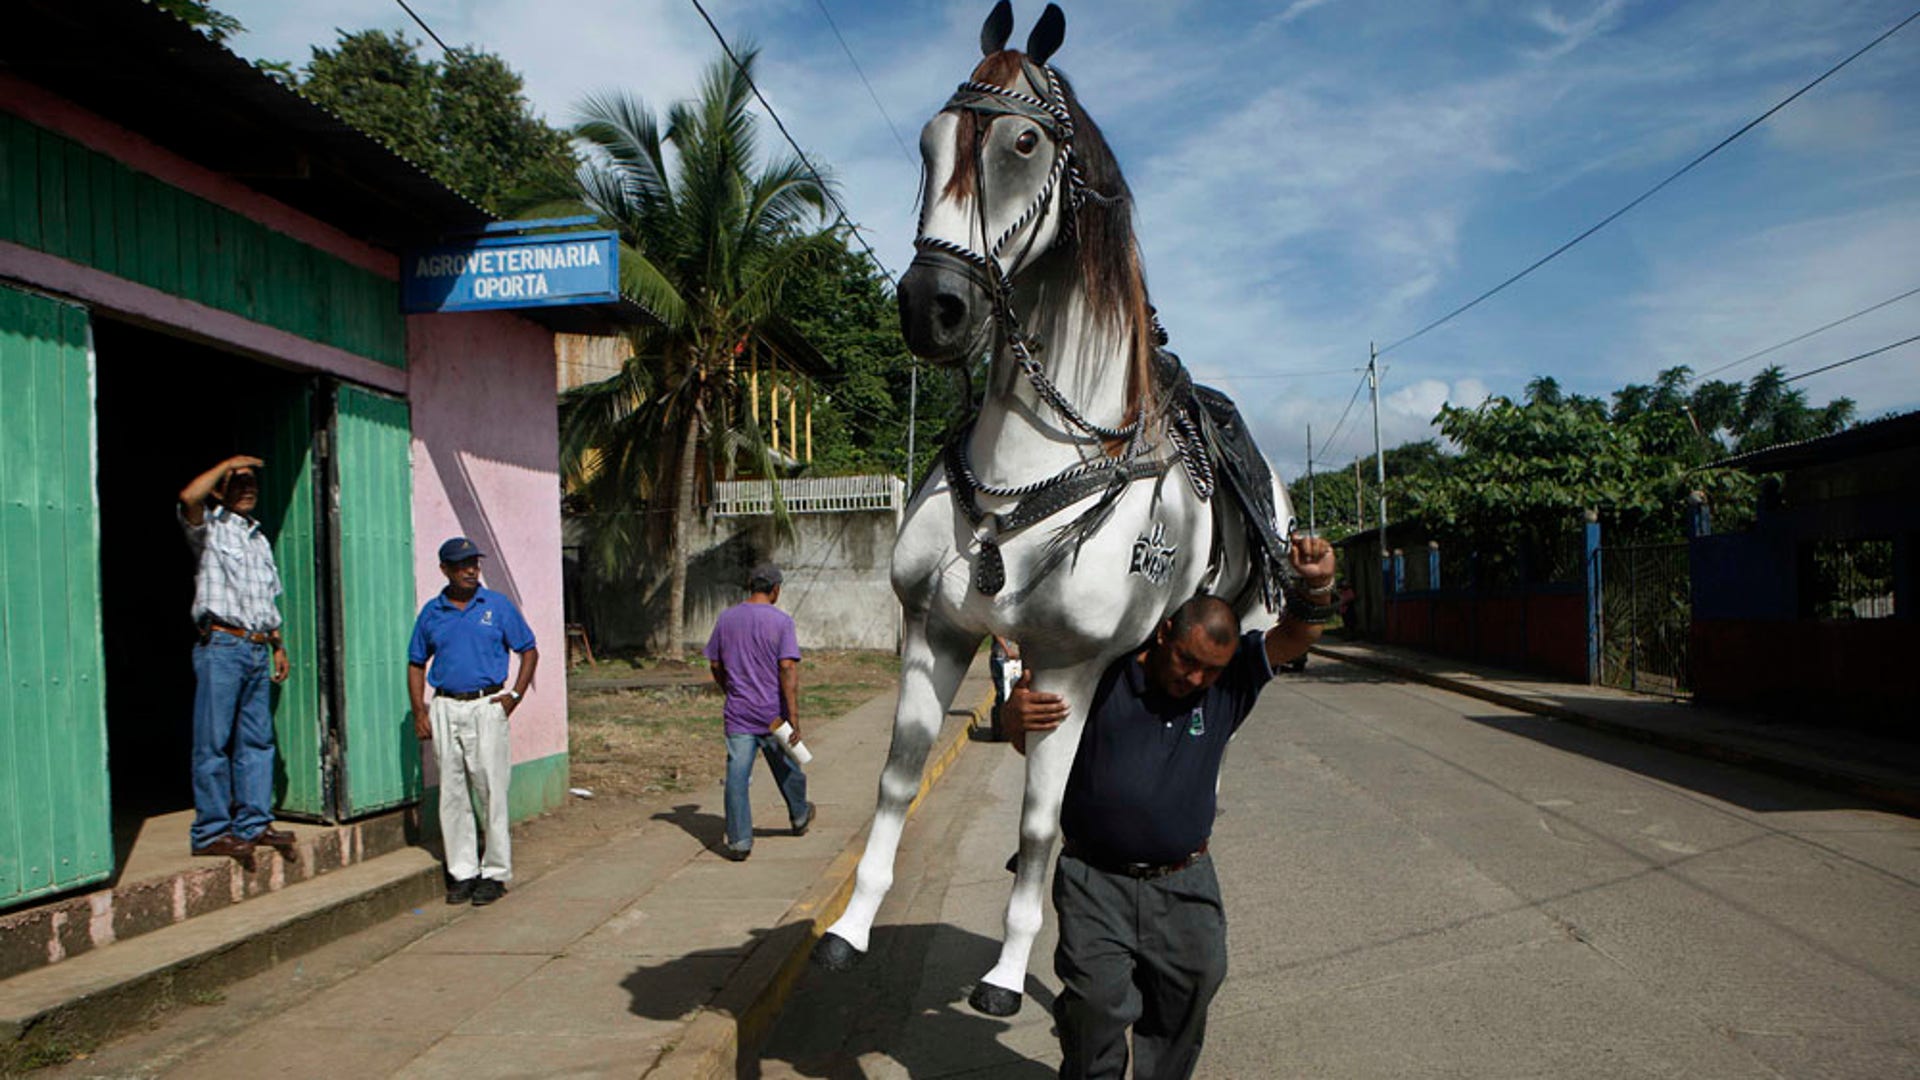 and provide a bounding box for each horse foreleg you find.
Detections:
[813,614,973,968]
[970,664,1100,1016]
